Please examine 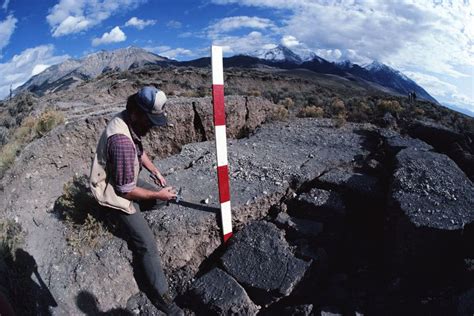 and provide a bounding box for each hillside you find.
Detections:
[0,60,473,315]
